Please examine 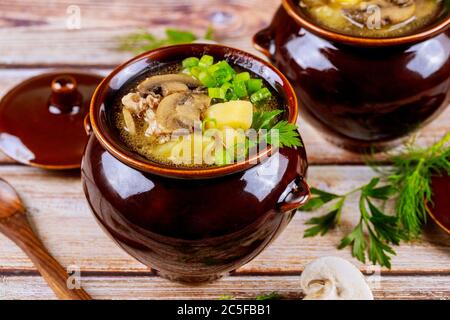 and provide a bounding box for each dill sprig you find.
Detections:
[301,133,450,268]
[388,133,450,238]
